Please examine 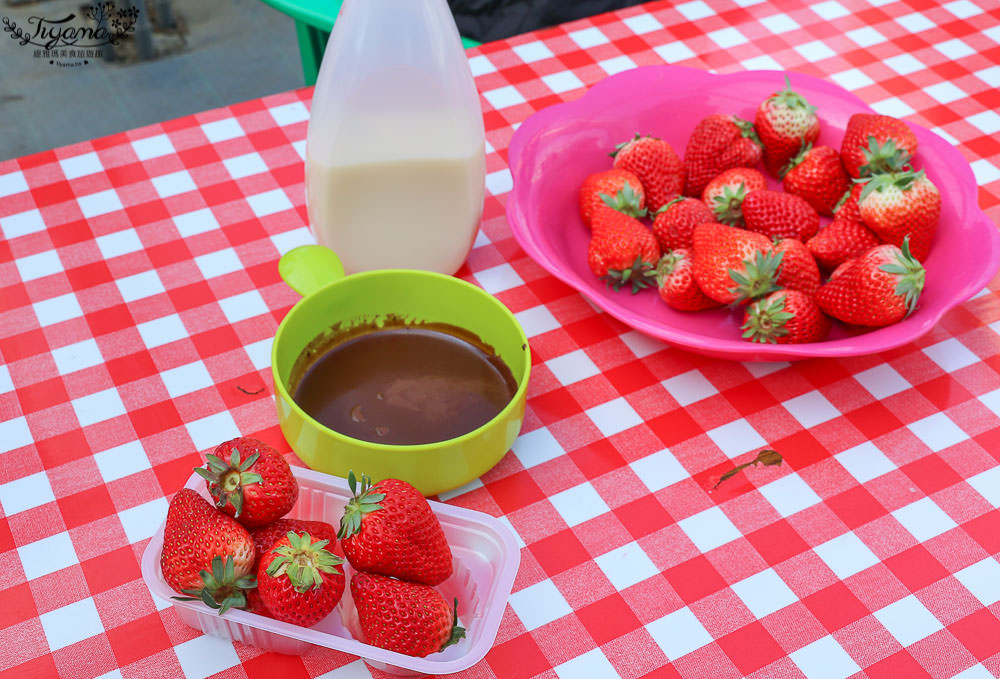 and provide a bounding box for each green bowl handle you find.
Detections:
[278,245,346,297]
